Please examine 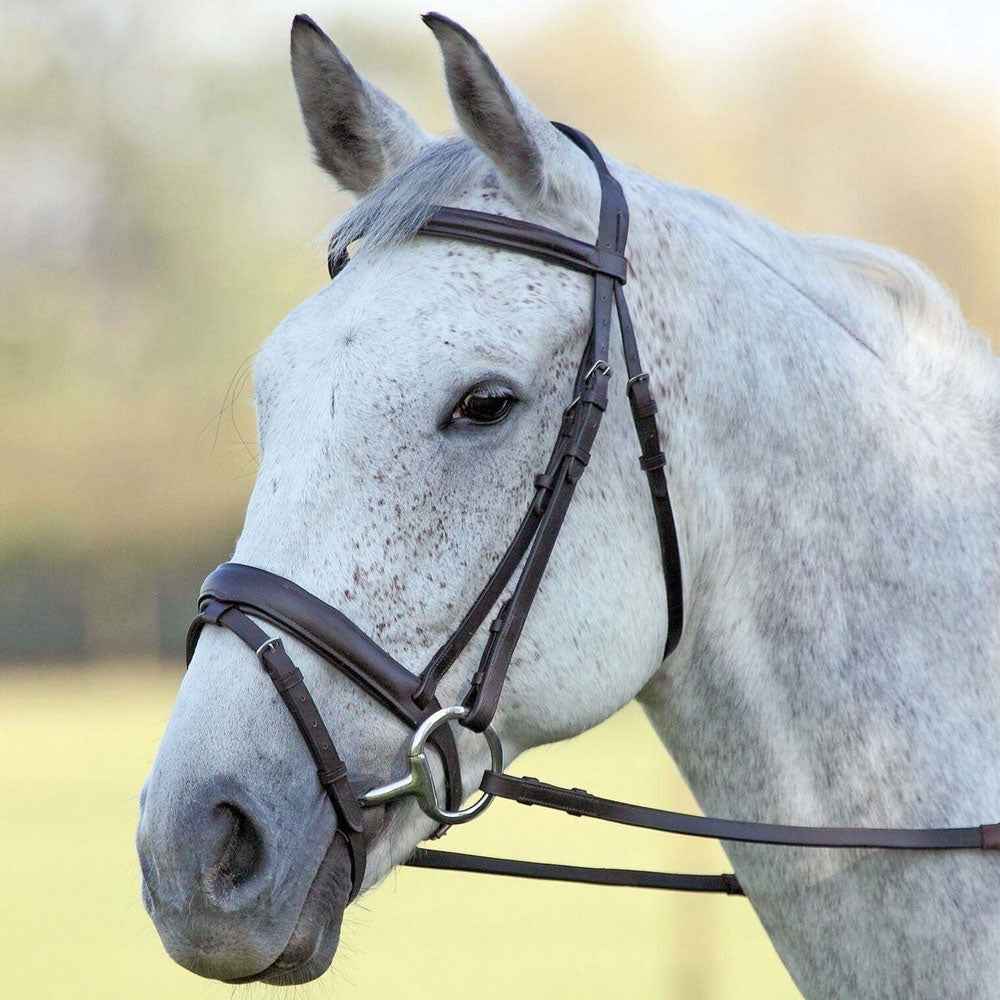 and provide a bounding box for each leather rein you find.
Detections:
[186,123,999,905]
